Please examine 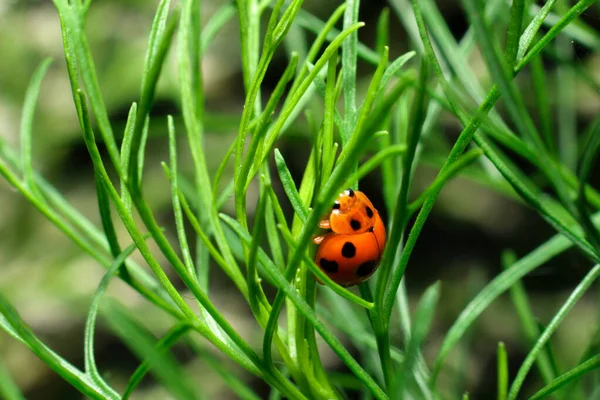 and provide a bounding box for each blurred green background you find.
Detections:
[1,1,600,398]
